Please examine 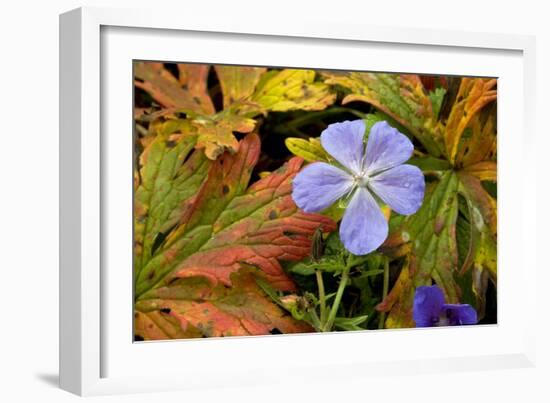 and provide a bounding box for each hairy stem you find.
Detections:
[323,261,352,332]
[316,270,327,326]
